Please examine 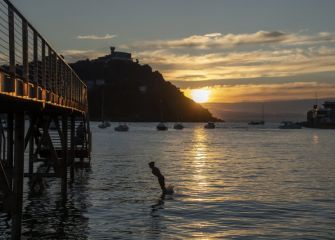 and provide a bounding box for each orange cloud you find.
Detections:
[135,47,335,81]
